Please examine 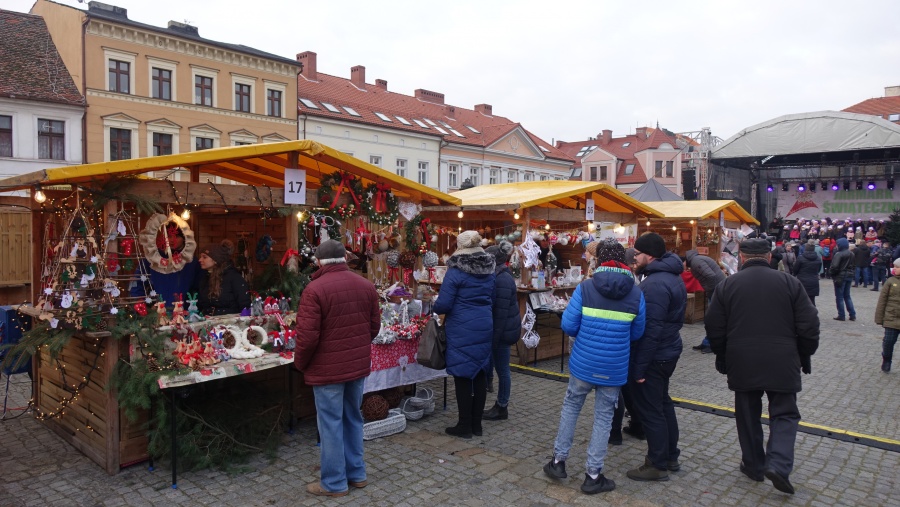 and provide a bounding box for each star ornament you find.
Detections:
[90,255,98,263]
[44,287,53,295]
[150,290,157,297]
[110,307,119,315]
[140,275,148,282]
